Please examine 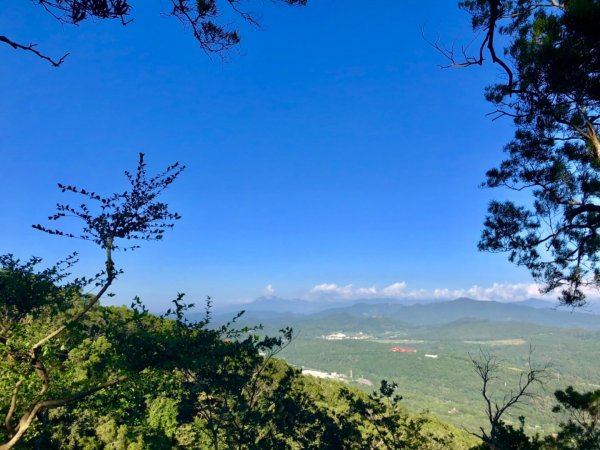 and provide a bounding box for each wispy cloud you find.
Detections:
[306,281,559,302]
